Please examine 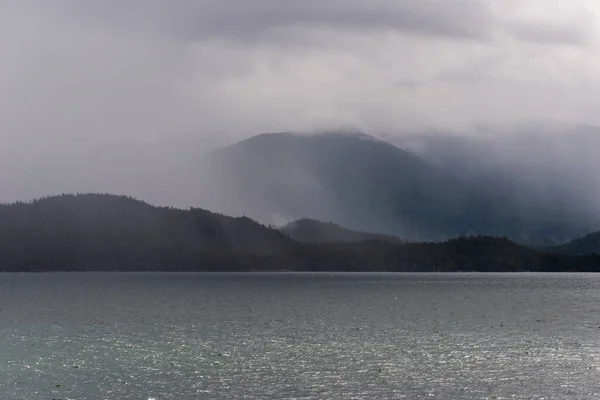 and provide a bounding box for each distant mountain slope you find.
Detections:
[191,131,482,241]
[188,131,591,242]
[7,124,599,244]
[390,125,600,242]
[544,231,600,256]
[280,219,403,243]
